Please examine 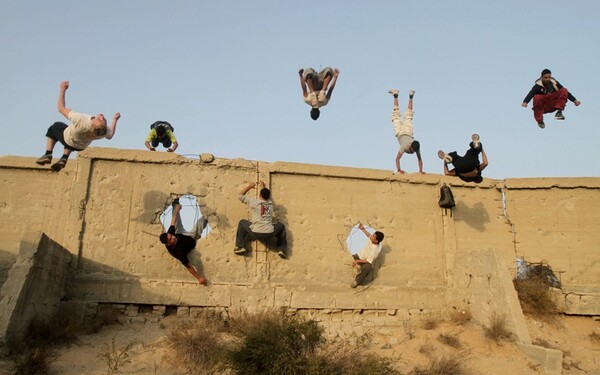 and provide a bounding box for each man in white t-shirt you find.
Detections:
[36,81,121,171]
[298,67,340,121]
[234,180,288,259]
[351,223,384,288]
